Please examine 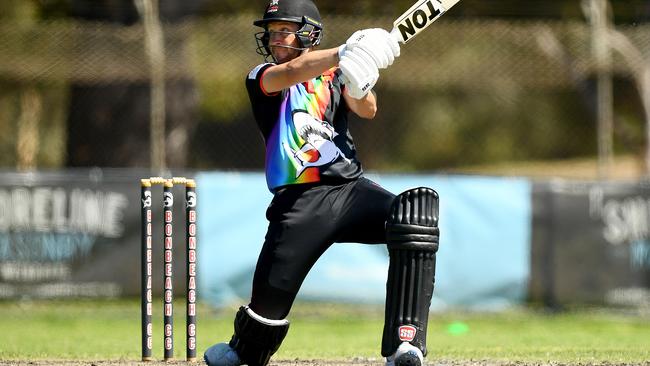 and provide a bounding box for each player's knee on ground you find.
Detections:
[229,305,290,366]
[381,187,440,358]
